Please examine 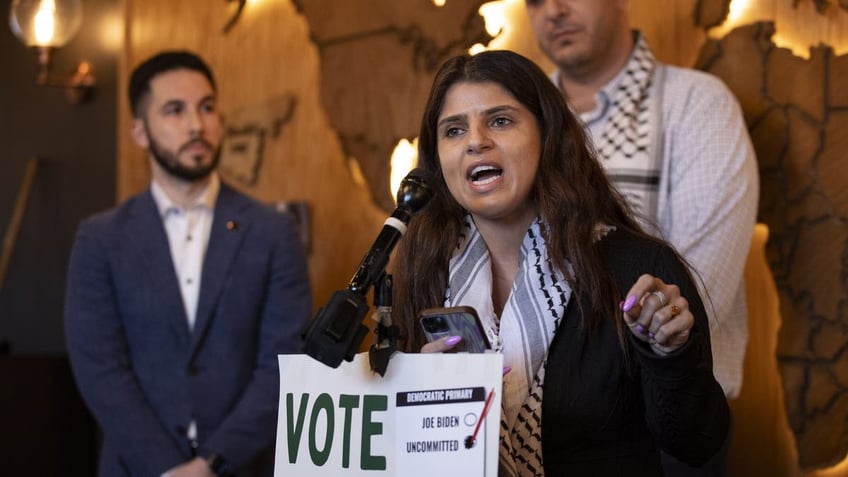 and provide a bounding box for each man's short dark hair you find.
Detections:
[128,50,216,118]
